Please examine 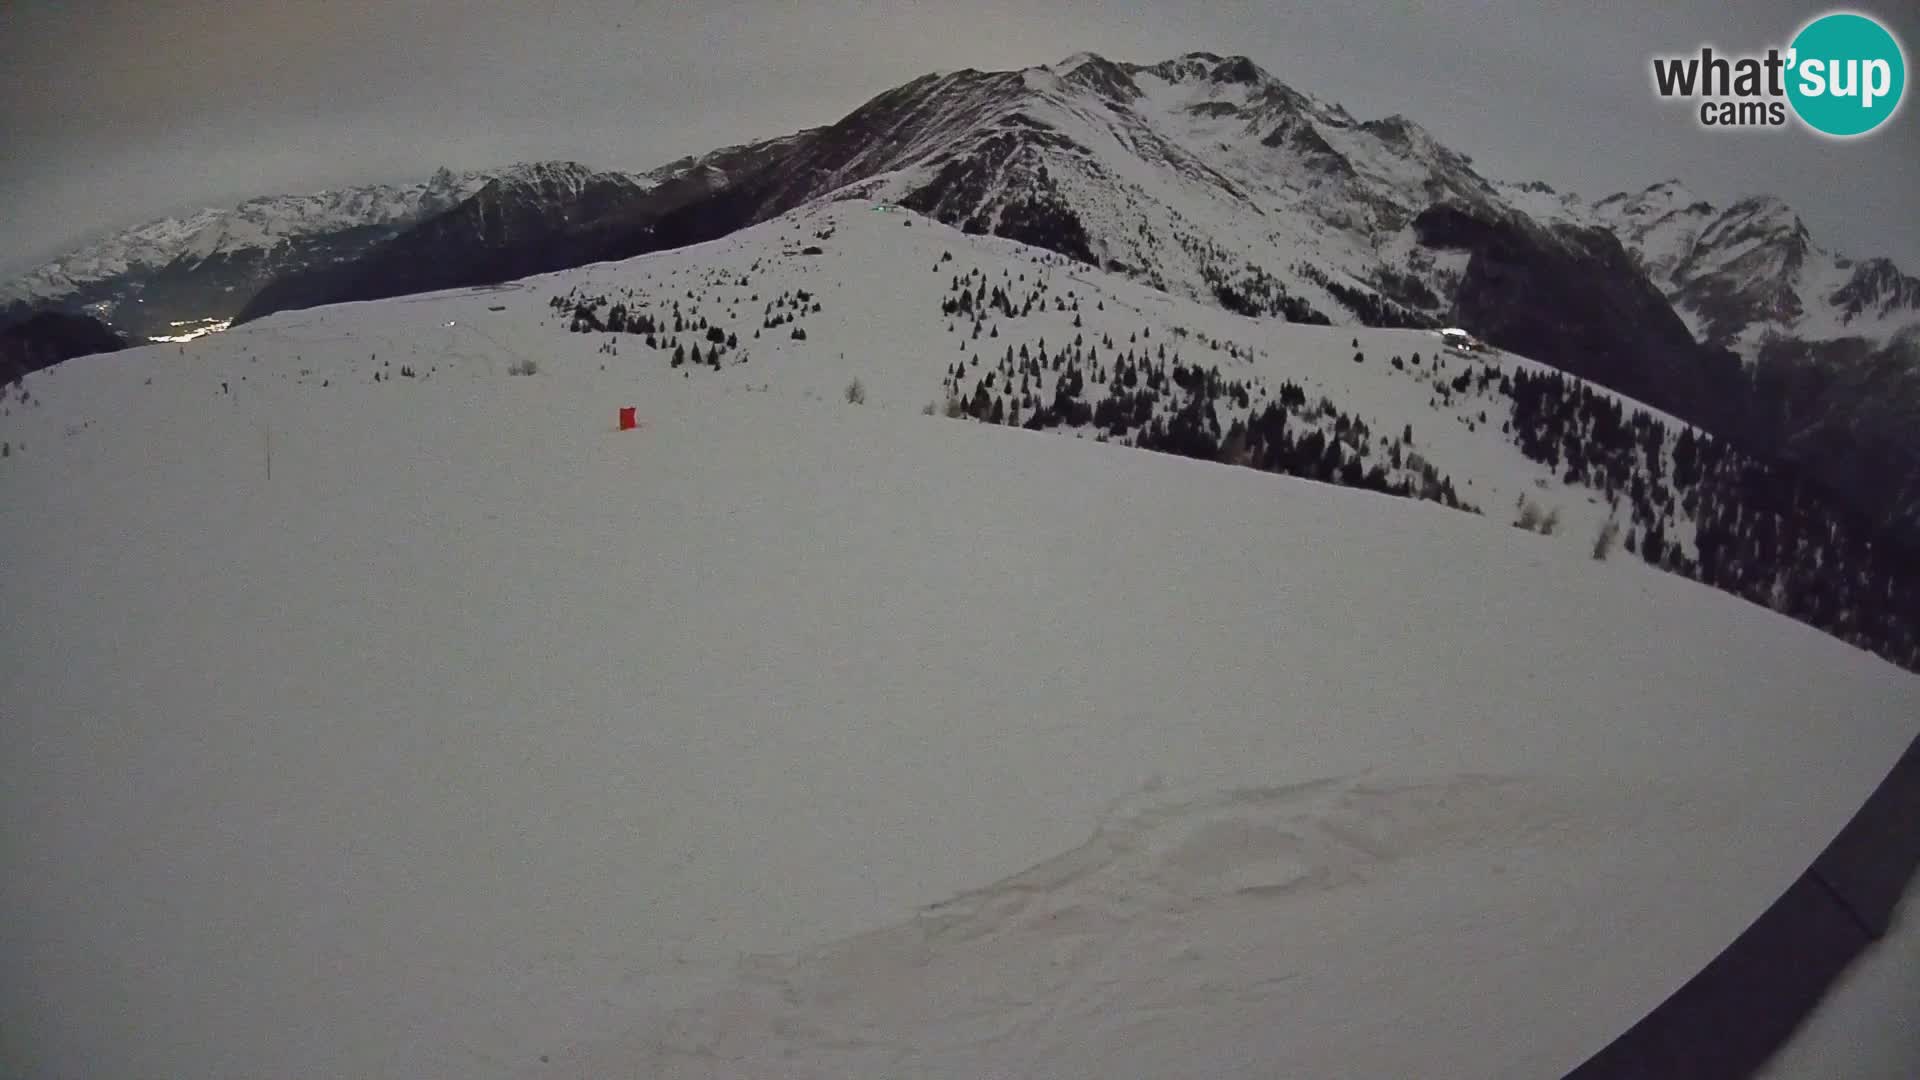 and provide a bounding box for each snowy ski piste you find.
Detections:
[3,202,1915,1078]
